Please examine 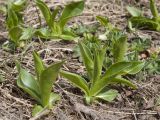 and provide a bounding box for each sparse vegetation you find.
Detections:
[0,0,160,119]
